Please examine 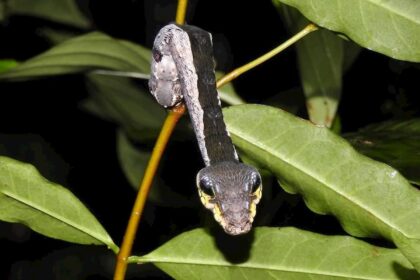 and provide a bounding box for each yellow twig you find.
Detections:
[113,1,189,279]
[175,0,188,25]
[113,105,185,280]
[216,23,318,88]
